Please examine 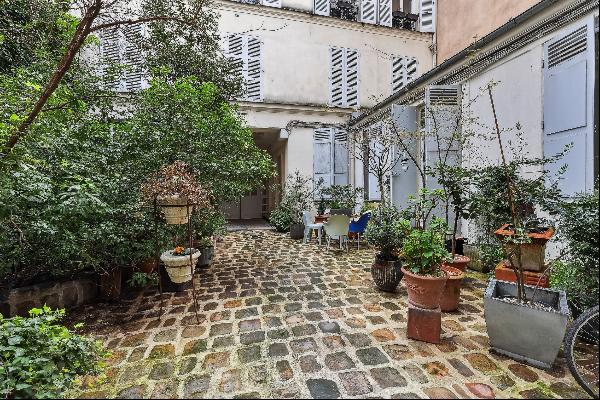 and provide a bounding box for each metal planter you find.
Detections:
[484,279,570,369]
